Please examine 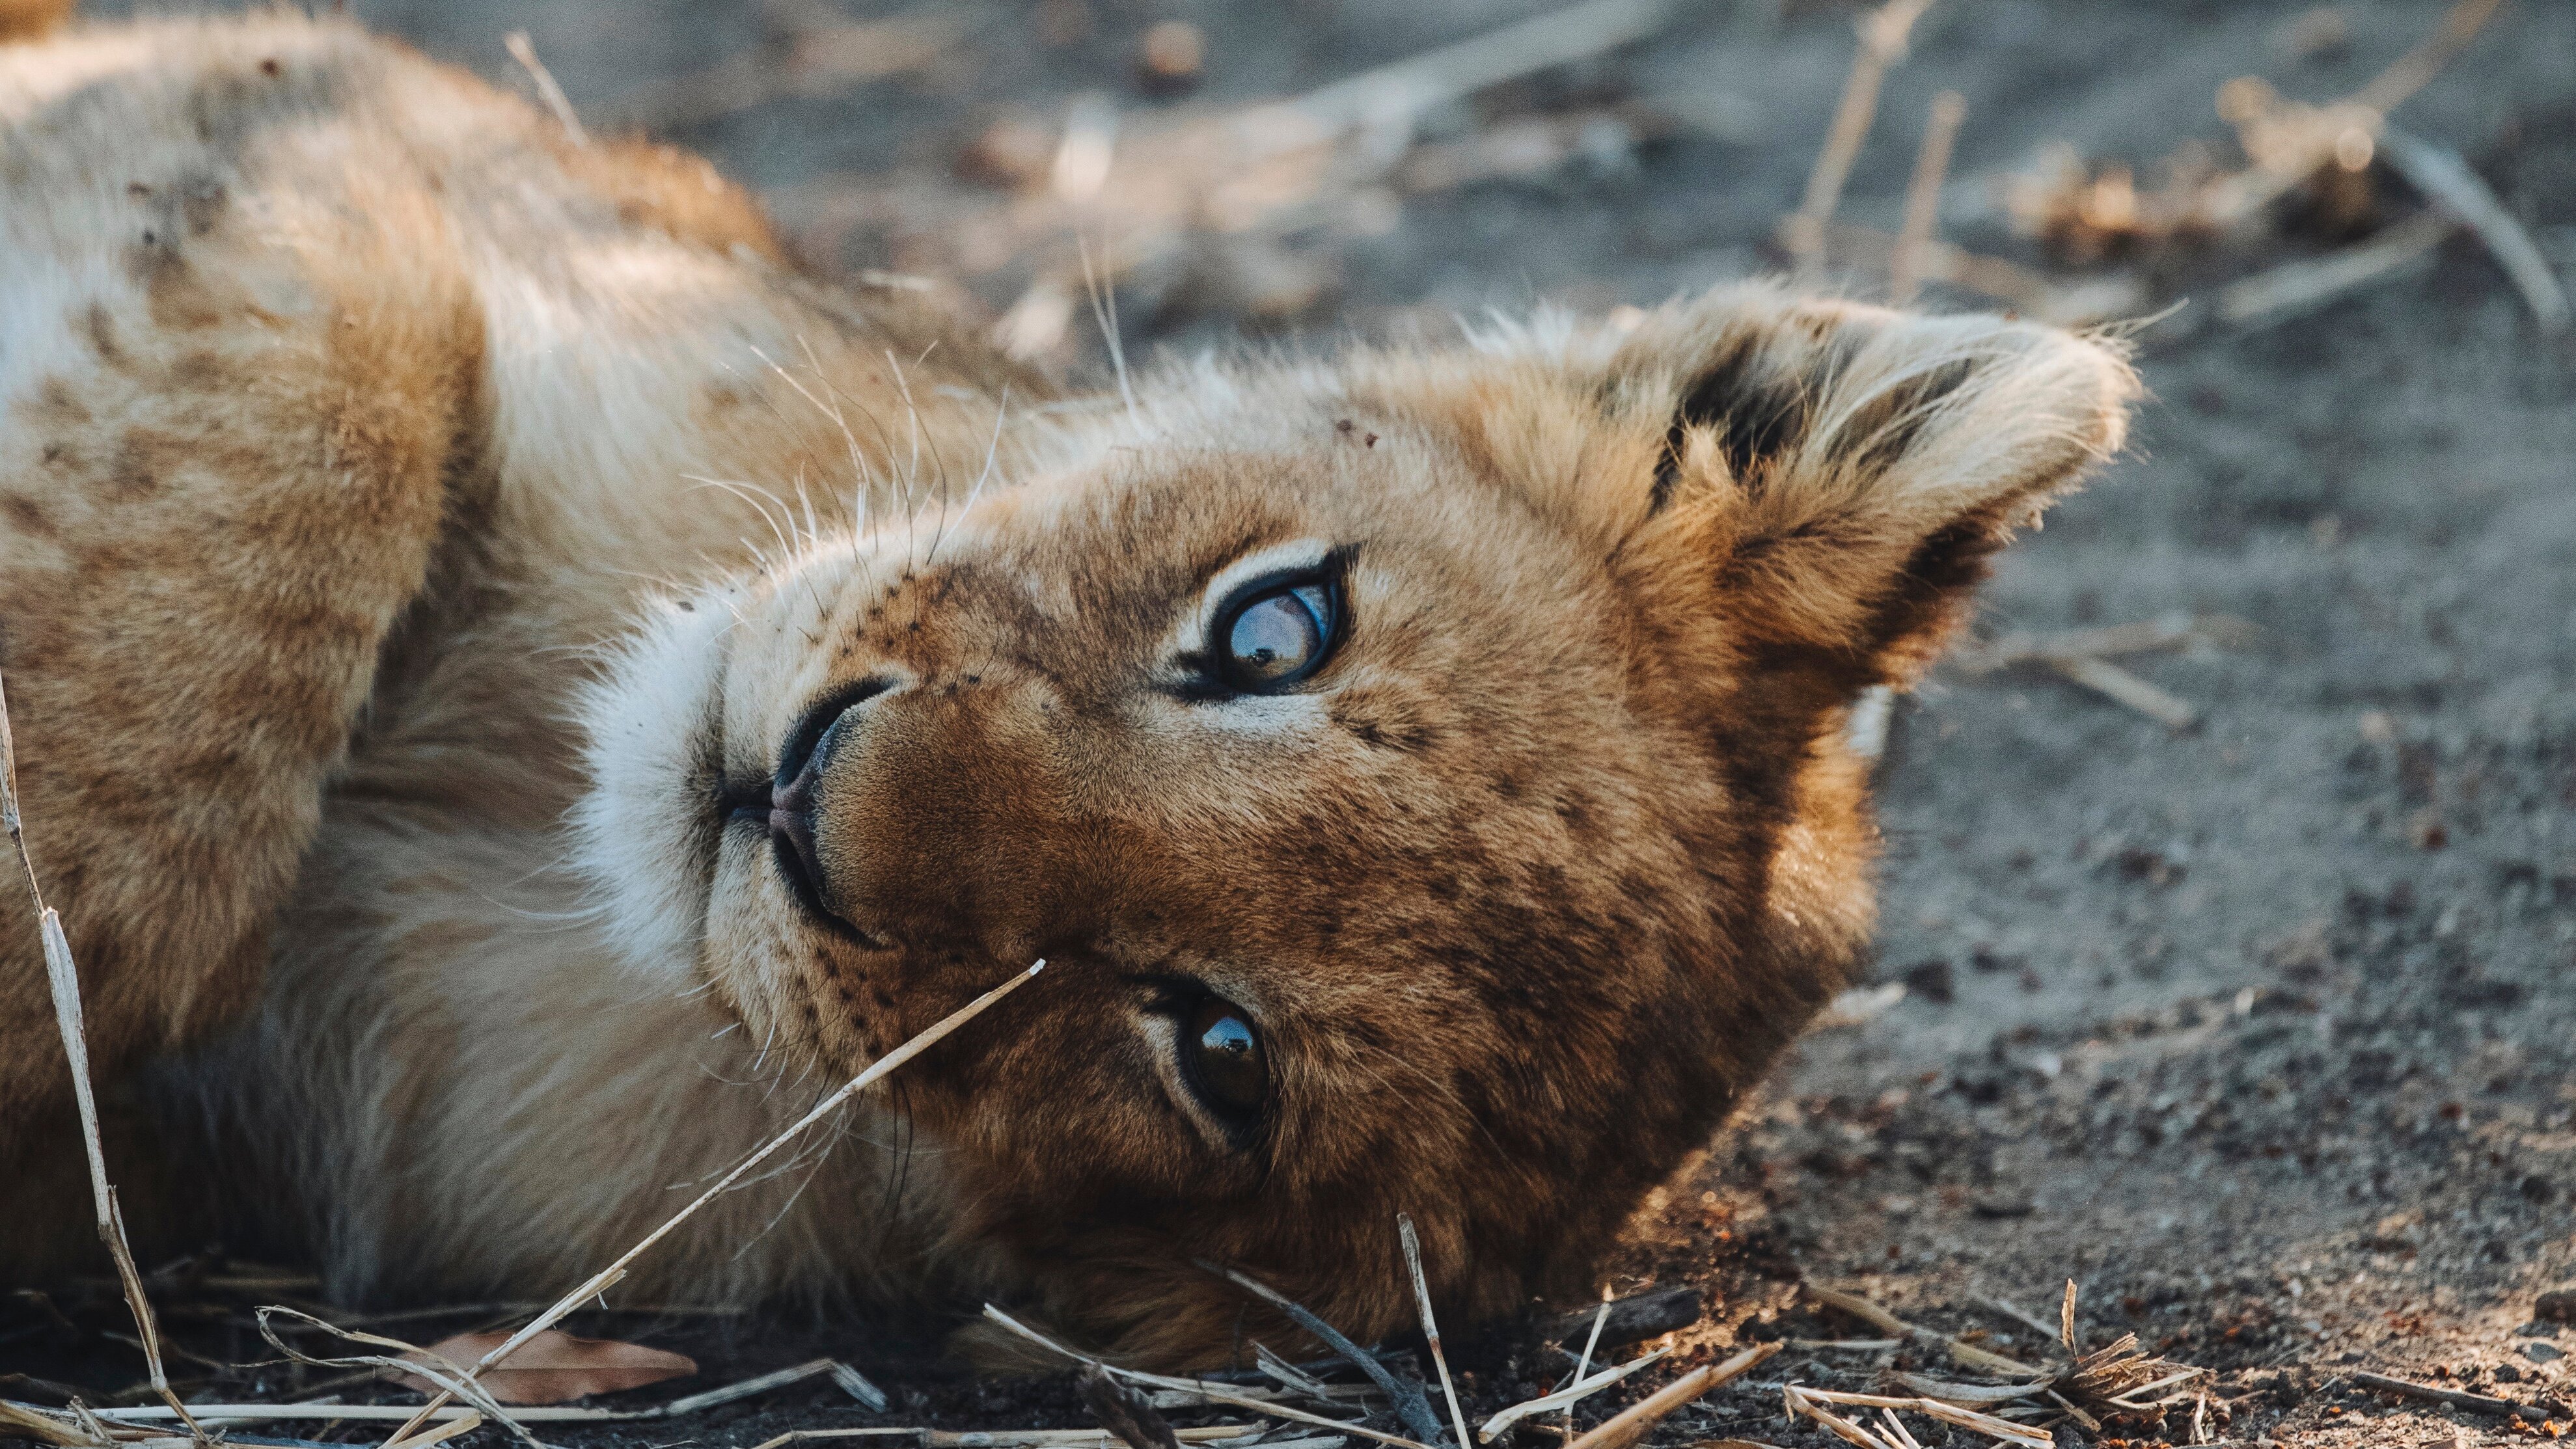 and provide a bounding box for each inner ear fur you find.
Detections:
[1608,286,2140,693]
